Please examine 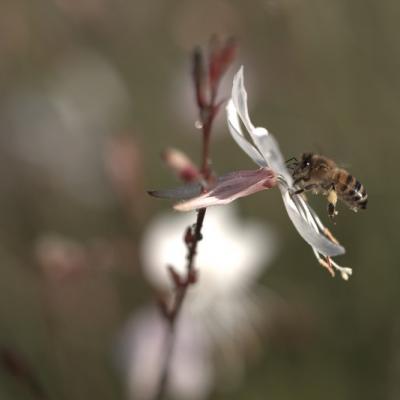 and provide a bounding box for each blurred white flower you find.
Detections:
[119,307,214,400]
[118,205,278,400]
[35,234,89,282]
[104,133,145,219]
[3,49,132,206]
[141,205,277,304]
